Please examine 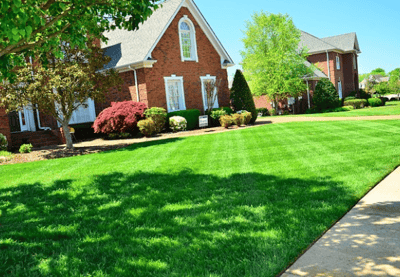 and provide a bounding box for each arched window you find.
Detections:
[179,16,198,62]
